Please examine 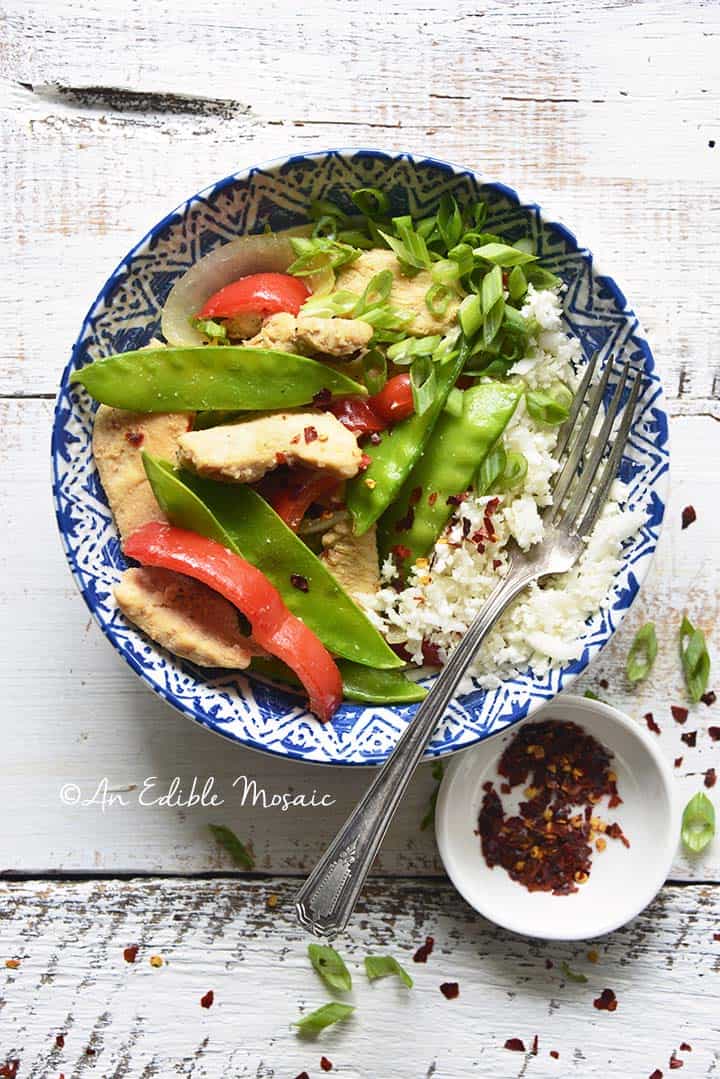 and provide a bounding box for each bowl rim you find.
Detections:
[51,146,669,767]
[434,693,679,940]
